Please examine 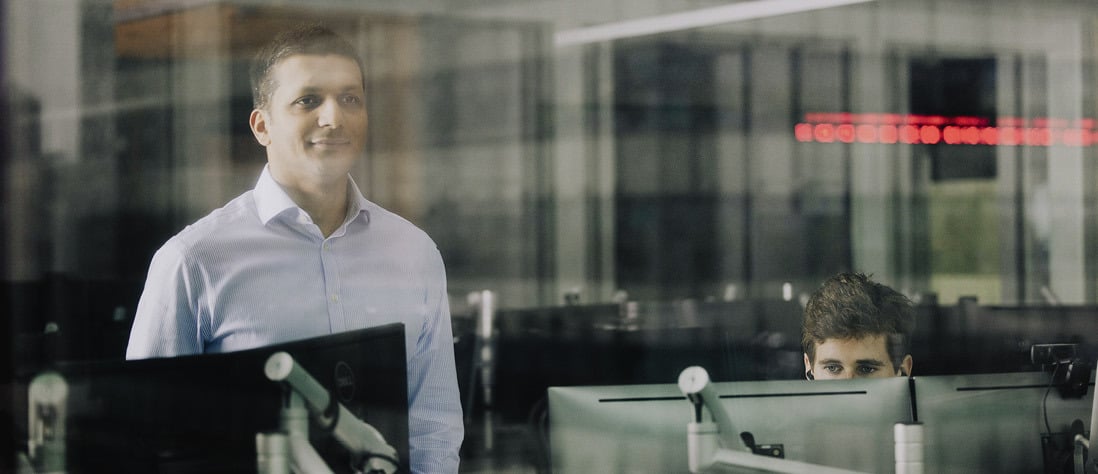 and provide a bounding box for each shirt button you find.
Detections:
[323,243,331,251]
[331,294,339,302]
